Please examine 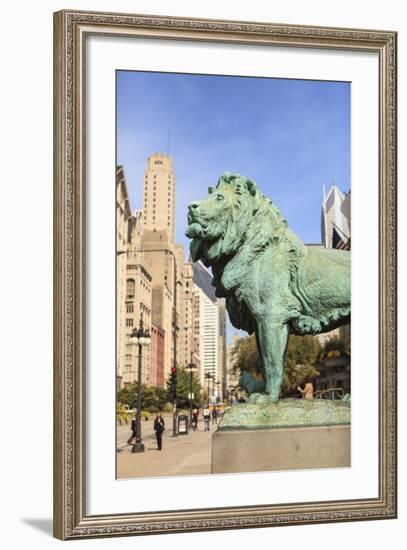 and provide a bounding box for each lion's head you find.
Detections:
[185,173,301,265]
[185,173,262,262]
